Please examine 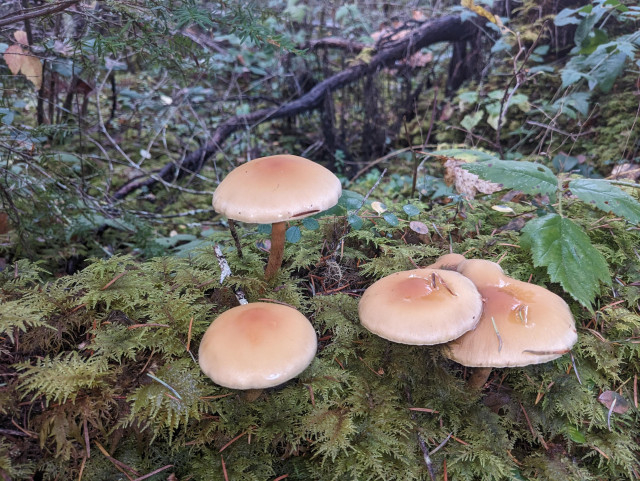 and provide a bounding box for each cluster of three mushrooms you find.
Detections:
[359,253,578,388]
[199,155,342,390]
